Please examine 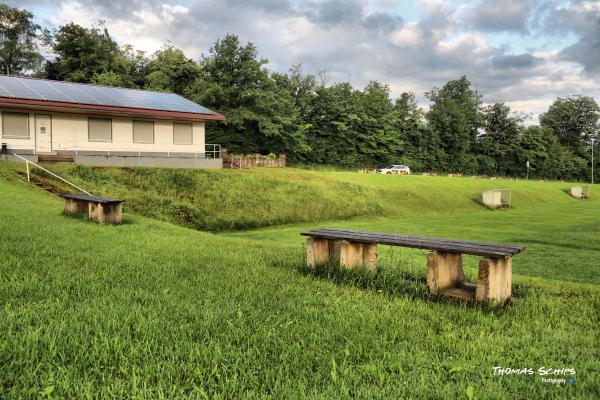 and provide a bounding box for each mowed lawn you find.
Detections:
[0,164,599,399]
